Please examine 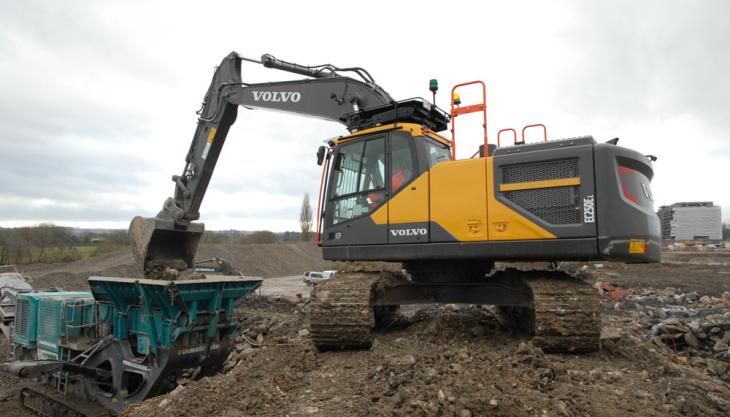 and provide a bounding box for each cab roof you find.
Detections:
[333,123,451,147]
